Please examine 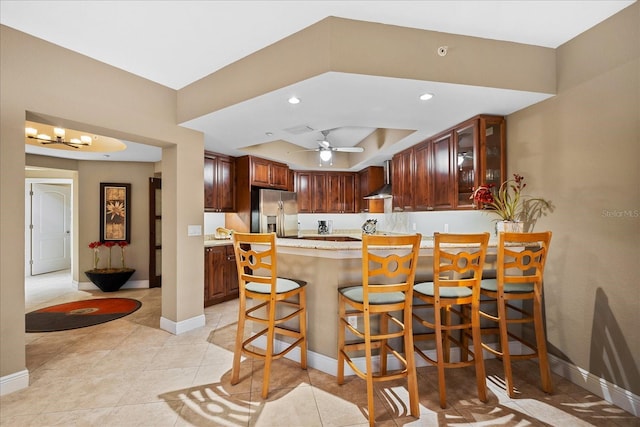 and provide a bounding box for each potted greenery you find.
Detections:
[471,173,552,233]
[85,240,135,292]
